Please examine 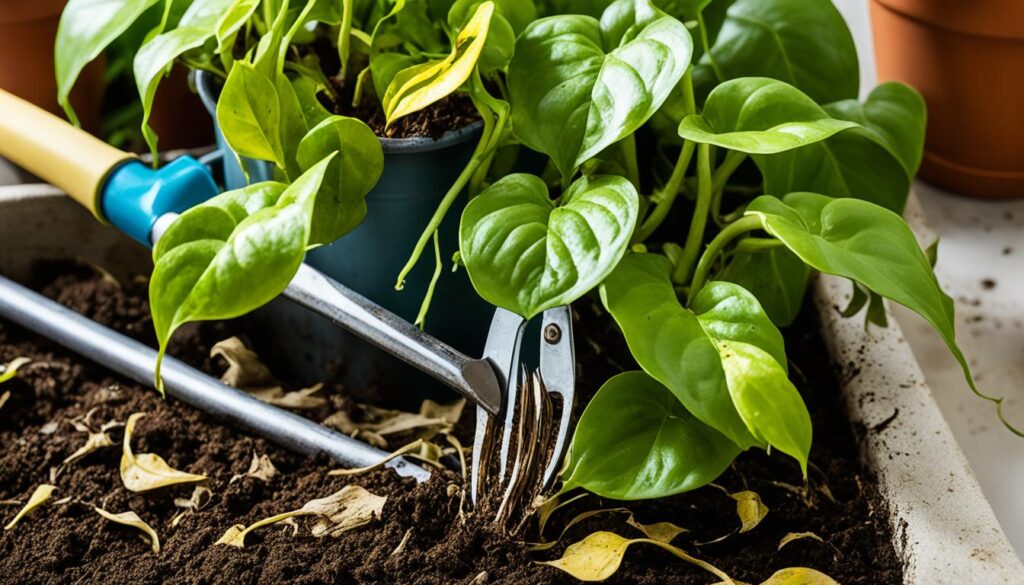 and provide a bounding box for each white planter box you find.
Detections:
[1,185,1020,583]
